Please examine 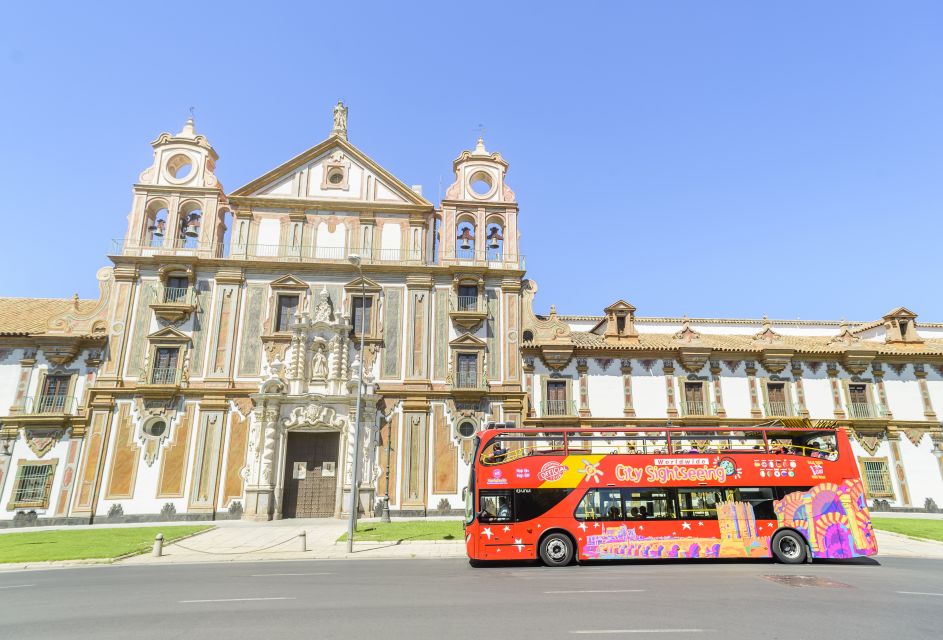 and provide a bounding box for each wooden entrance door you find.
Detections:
[282,432,340,518]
